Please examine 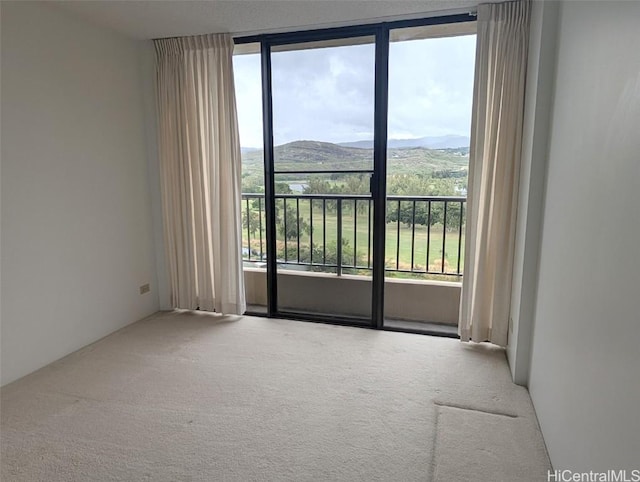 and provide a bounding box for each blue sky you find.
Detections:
[233,34,476,148]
